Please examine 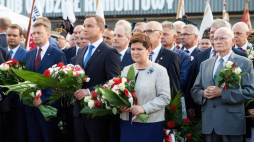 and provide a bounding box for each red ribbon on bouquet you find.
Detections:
[163,129,174,142]
[35,90,42,100]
